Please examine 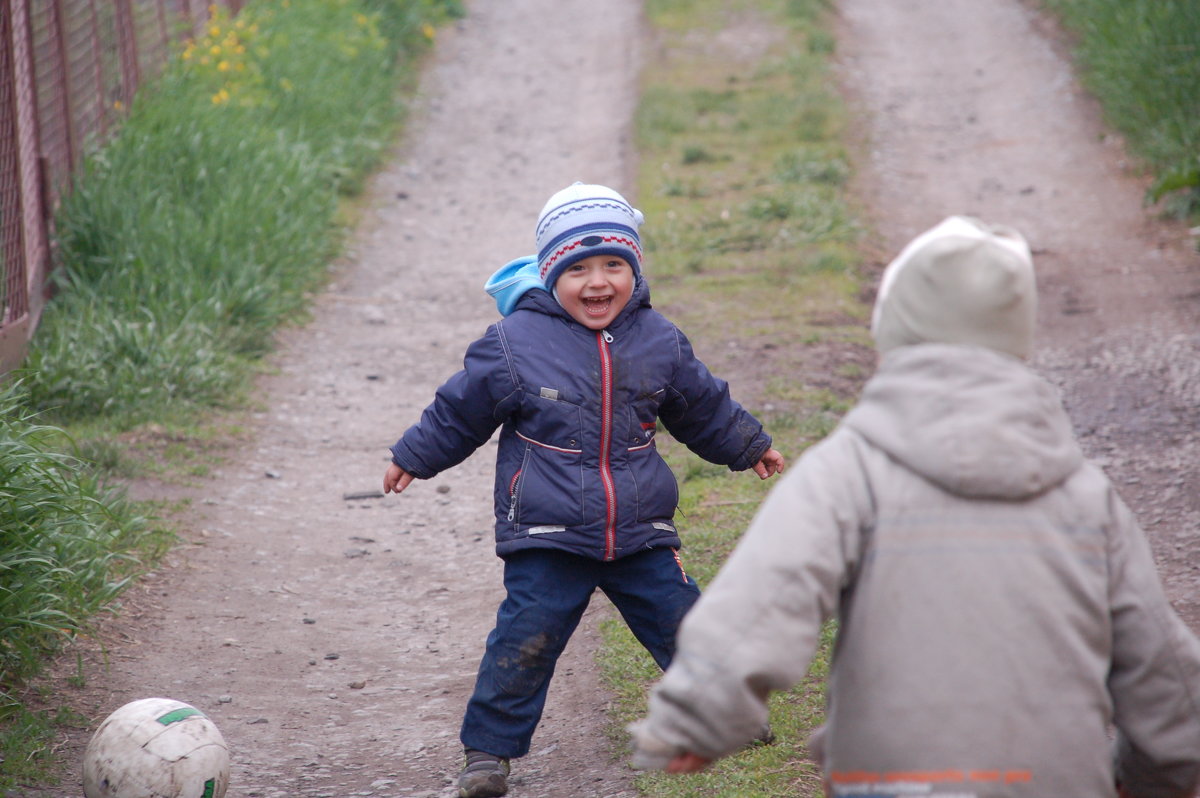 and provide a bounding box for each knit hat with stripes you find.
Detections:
[535,183,645,288]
